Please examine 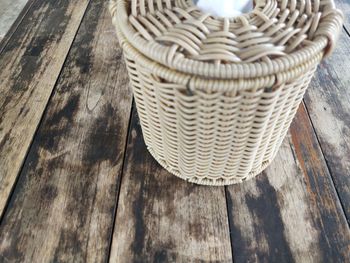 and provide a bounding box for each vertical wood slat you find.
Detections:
[226,105,350,263]
[0,0,90,217]
[304,31,350,220]
[0,0,133,262]
[109,107,233,263]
